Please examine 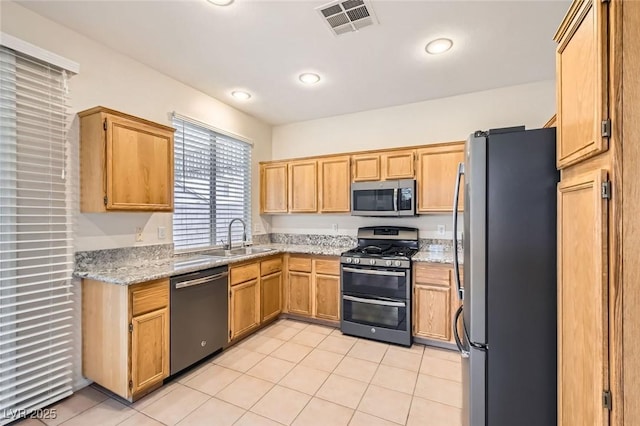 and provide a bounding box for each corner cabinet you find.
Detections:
[79,107,175,212]
[260,162,288,214]
[82,278,170,401]
[554,0,609,169]
[416,142,465,213]
[229,256,283,341]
